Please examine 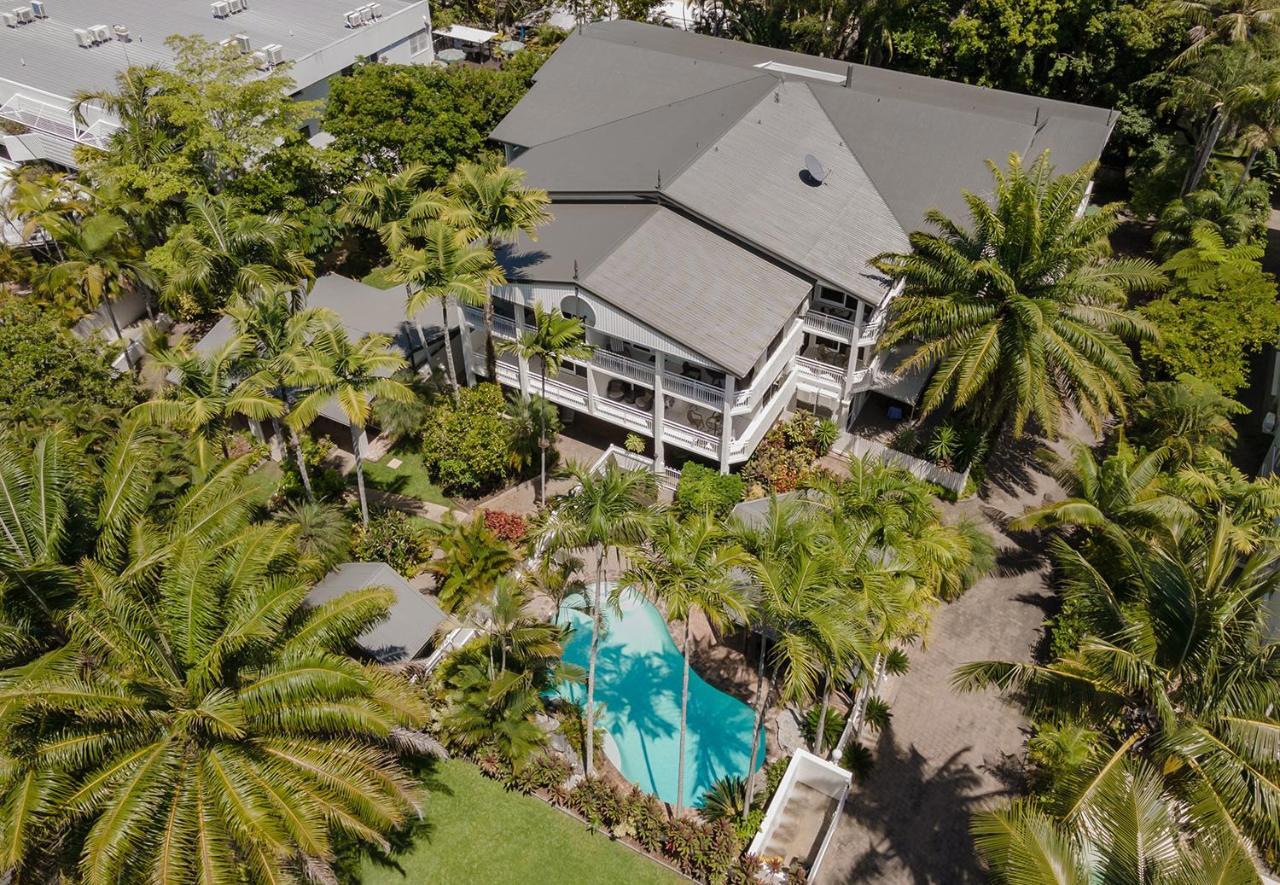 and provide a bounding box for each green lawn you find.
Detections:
[244,460,284,506]
[362,449,453,508]
[362,265,397,290]
[360,761,682,885]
